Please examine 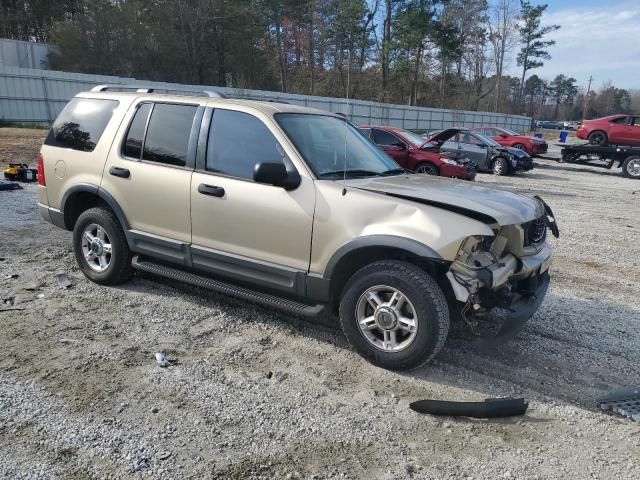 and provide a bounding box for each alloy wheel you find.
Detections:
[626,158,640,177]
[81,223,112,272]
[355,285,418,352]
